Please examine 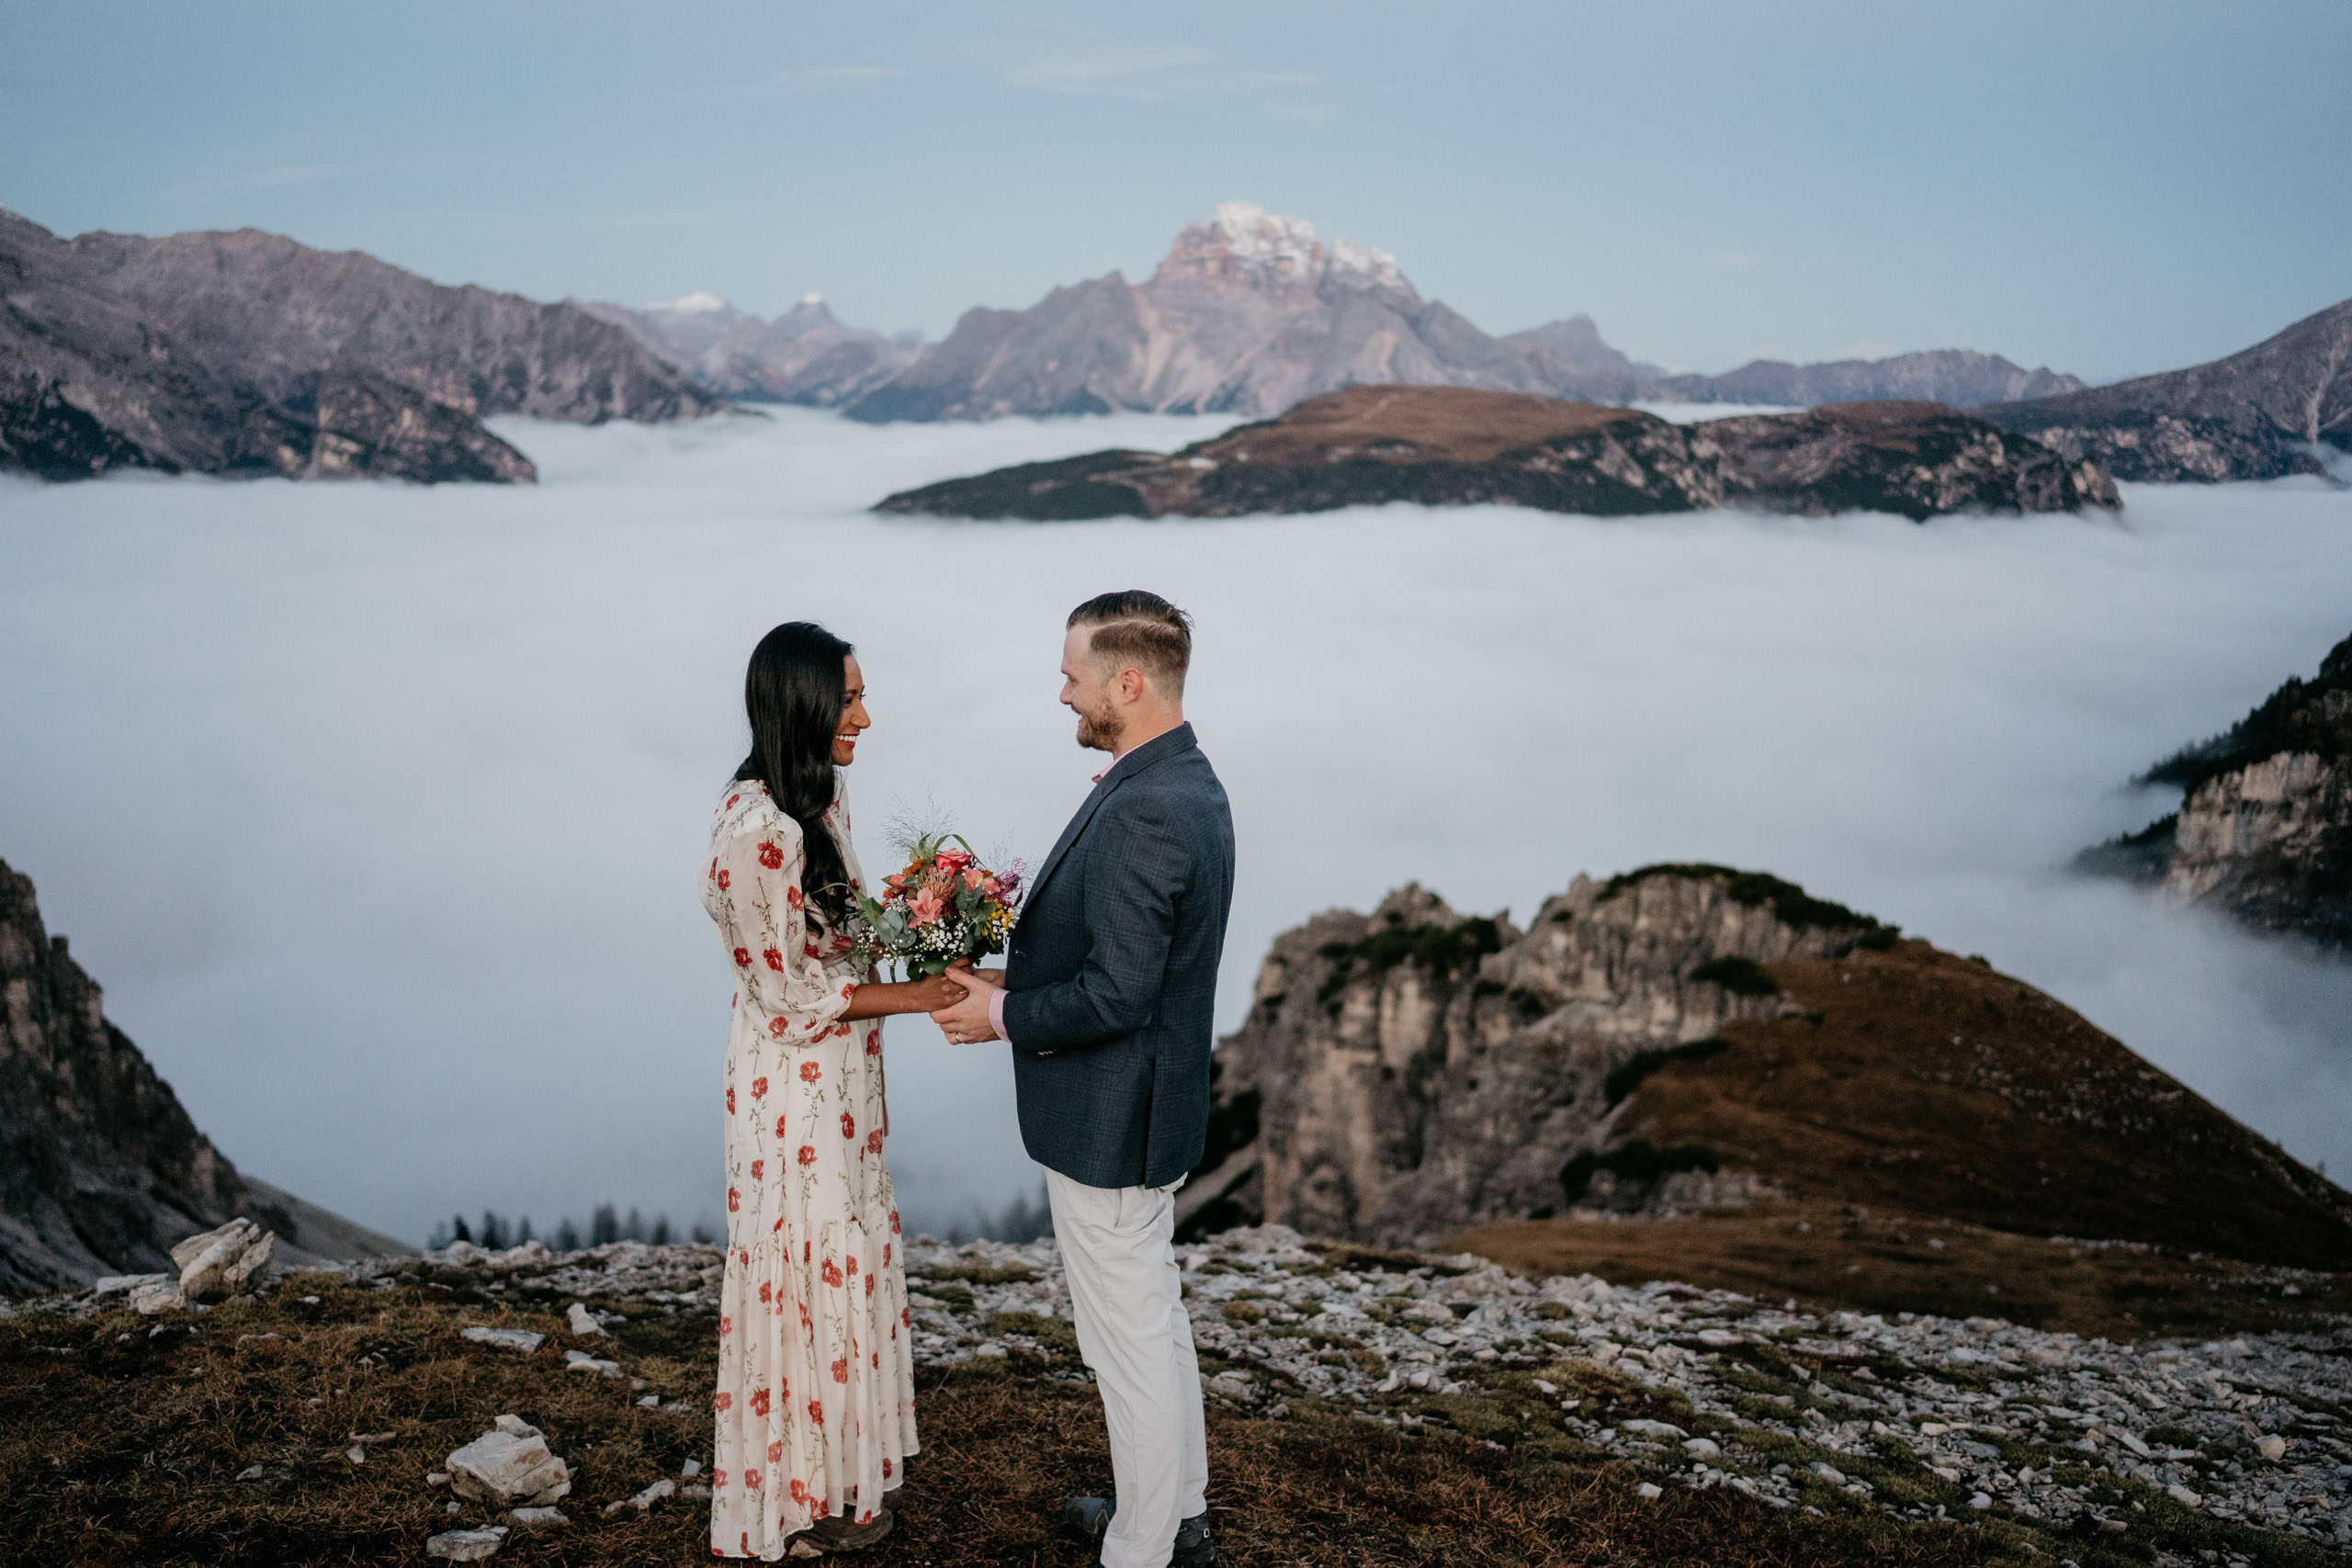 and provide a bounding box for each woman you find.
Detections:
[702,621,960,1558]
